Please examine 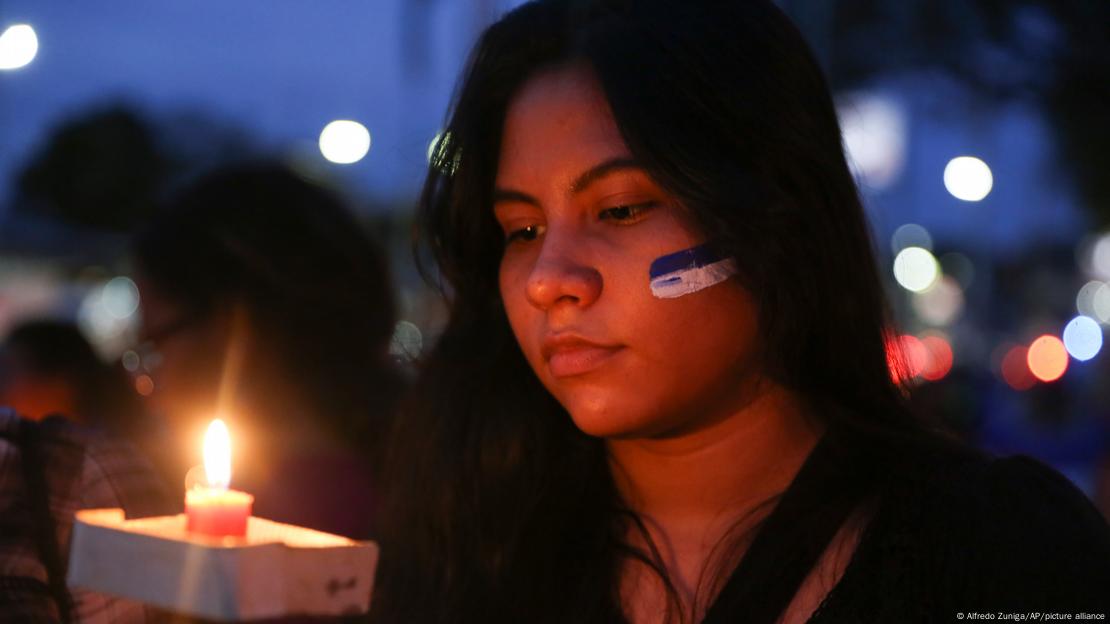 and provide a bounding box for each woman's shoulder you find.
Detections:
[853,423,1104,523]
[908,442,1108,541]
[874,436,1110,612]
[961,453,1105,521]
[948,452,1108,548]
